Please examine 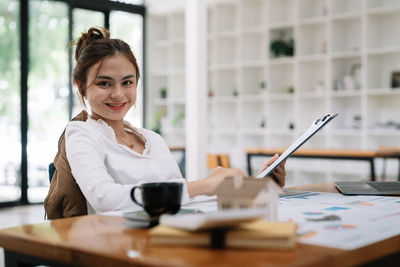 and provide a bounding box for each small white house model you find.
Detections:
[215,176,283,220]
